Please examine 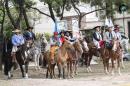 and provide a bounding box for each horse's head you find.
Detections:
[62,39,72,49]
[25,41,32,48]
[73,39,83,55]
[79,38,89,52]
[111,39,120,51]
